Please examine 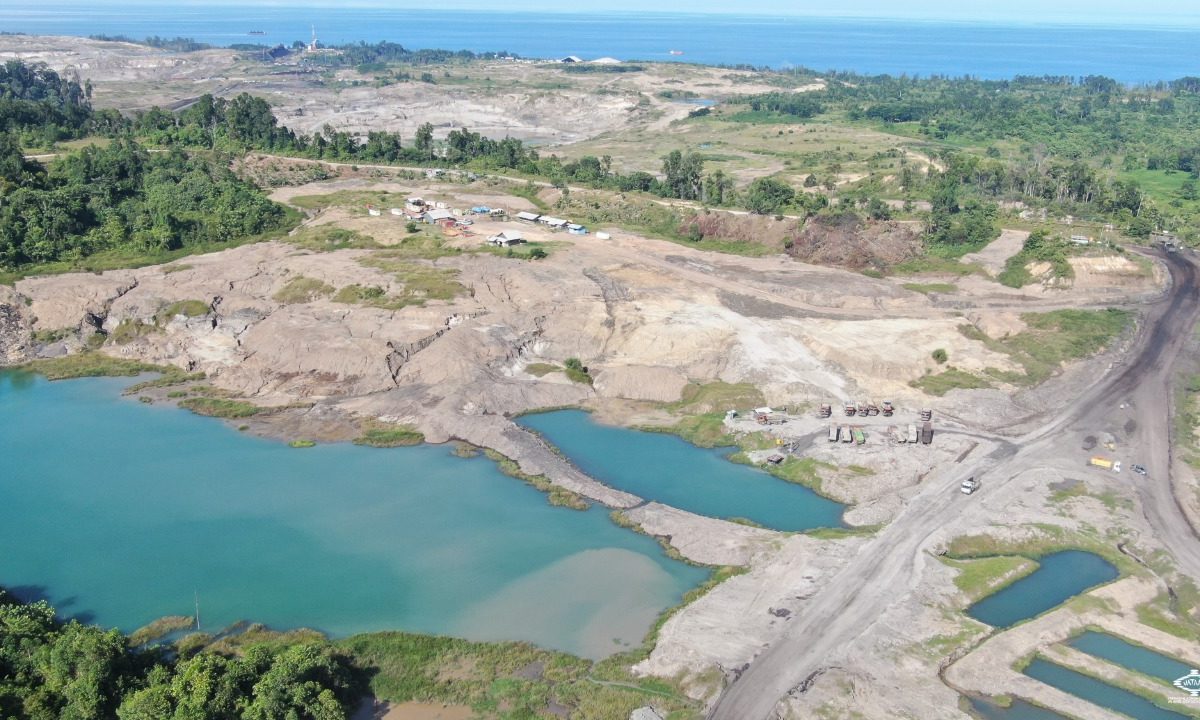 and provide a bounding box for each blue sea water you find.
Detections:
[0,371,707,658]
[1,4,1198,83]
[516,409,844,532]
